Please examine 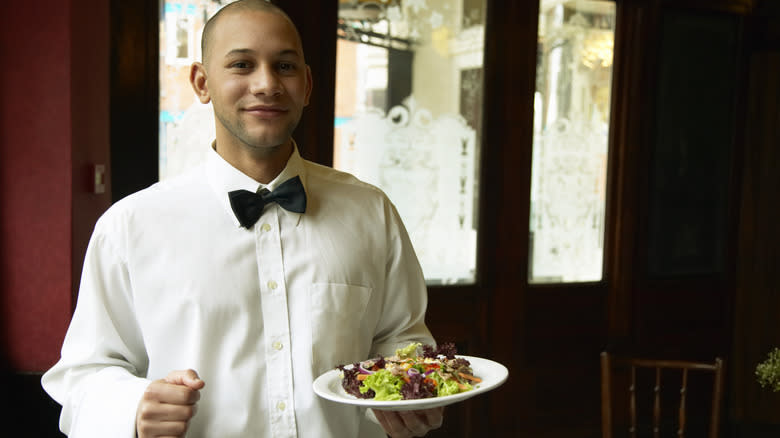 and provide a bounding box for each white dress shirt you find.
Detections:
[42,145,434,437]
